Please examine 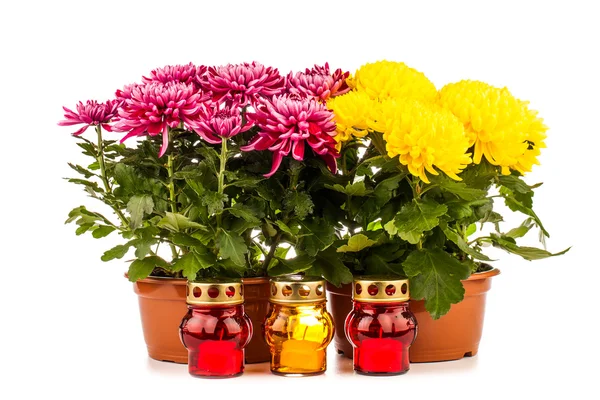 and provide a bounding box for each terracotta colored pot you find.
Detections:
[132,276,271,364]
[326,282,354,358]
[410,268,500,362]
[327,268,500,362]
